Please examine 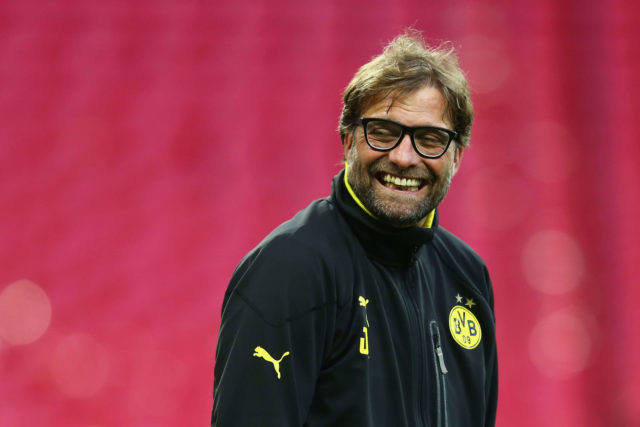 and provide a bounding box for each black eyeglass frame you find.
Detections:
[357,117,458,159]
